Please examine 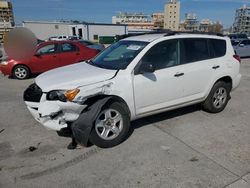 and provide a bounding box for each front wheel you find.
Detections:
[89,102,130,148]
[13,65,30,80]
[203,81,231,113]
